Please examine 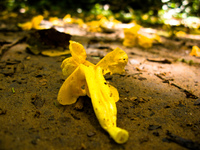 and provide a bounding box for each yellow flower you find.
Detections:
[137,34,153,49]
[18,22,32,30]
[190,46,200,57]
[63,14,73,24]
[58,41,129,144]
[123,25,141,47]
[175,31,186,37]
[18,15,44,30]
[123,25,159,49]
[49,17,60,26]
[31,15,44,29]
